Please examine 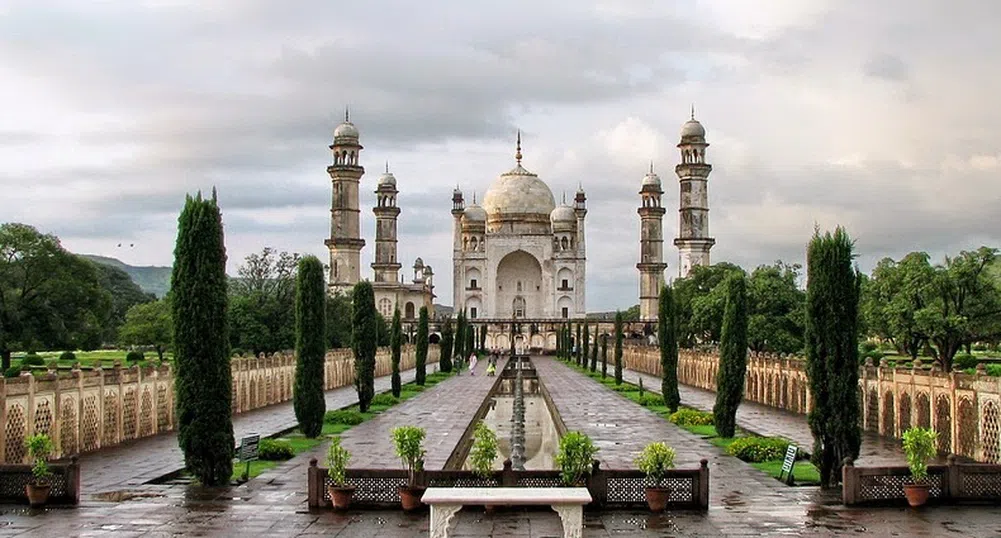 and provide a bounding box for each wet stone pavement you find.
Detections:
[1,357,999,536]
